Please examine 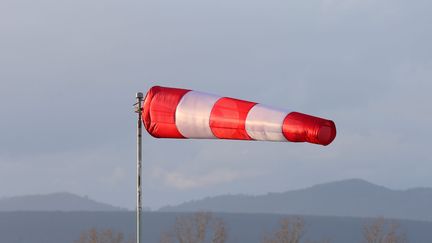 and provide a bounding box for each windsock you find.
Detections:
[142,86,336,146]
